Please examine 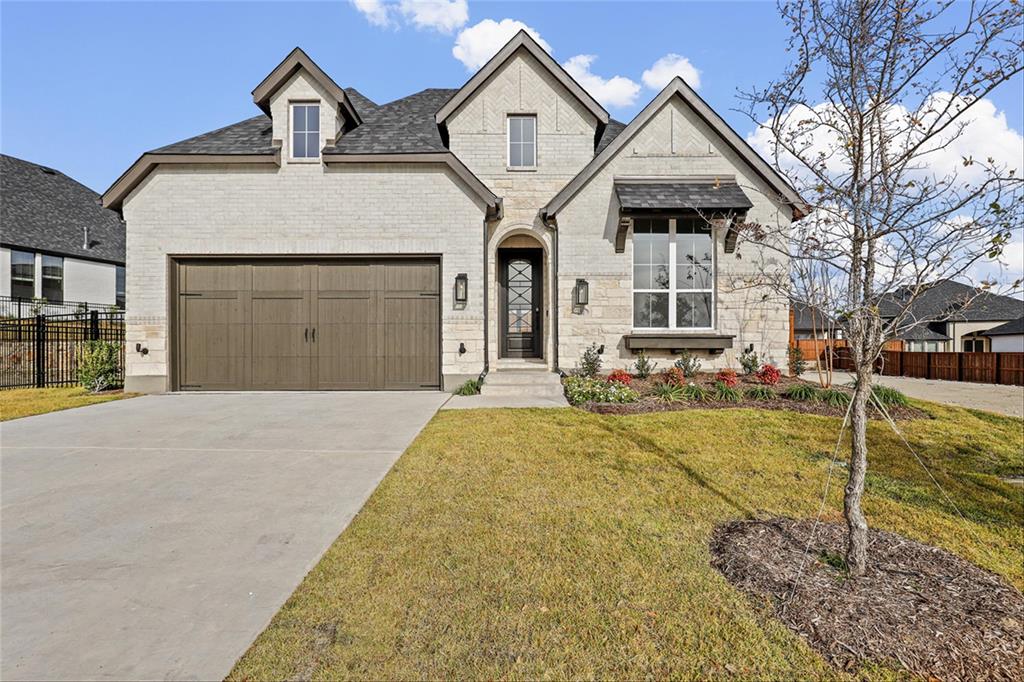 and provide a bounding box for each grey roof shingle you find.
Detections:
[324,88,456,155]
[895,326,950,341]
[596,119,627,154]
[615,181,754,211]
[983,317,1024,336]
[1,154,125,263]
[881,279,1023,323]
[344,88,379,118]
[791,300,834,332]
[152,115,275,155]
